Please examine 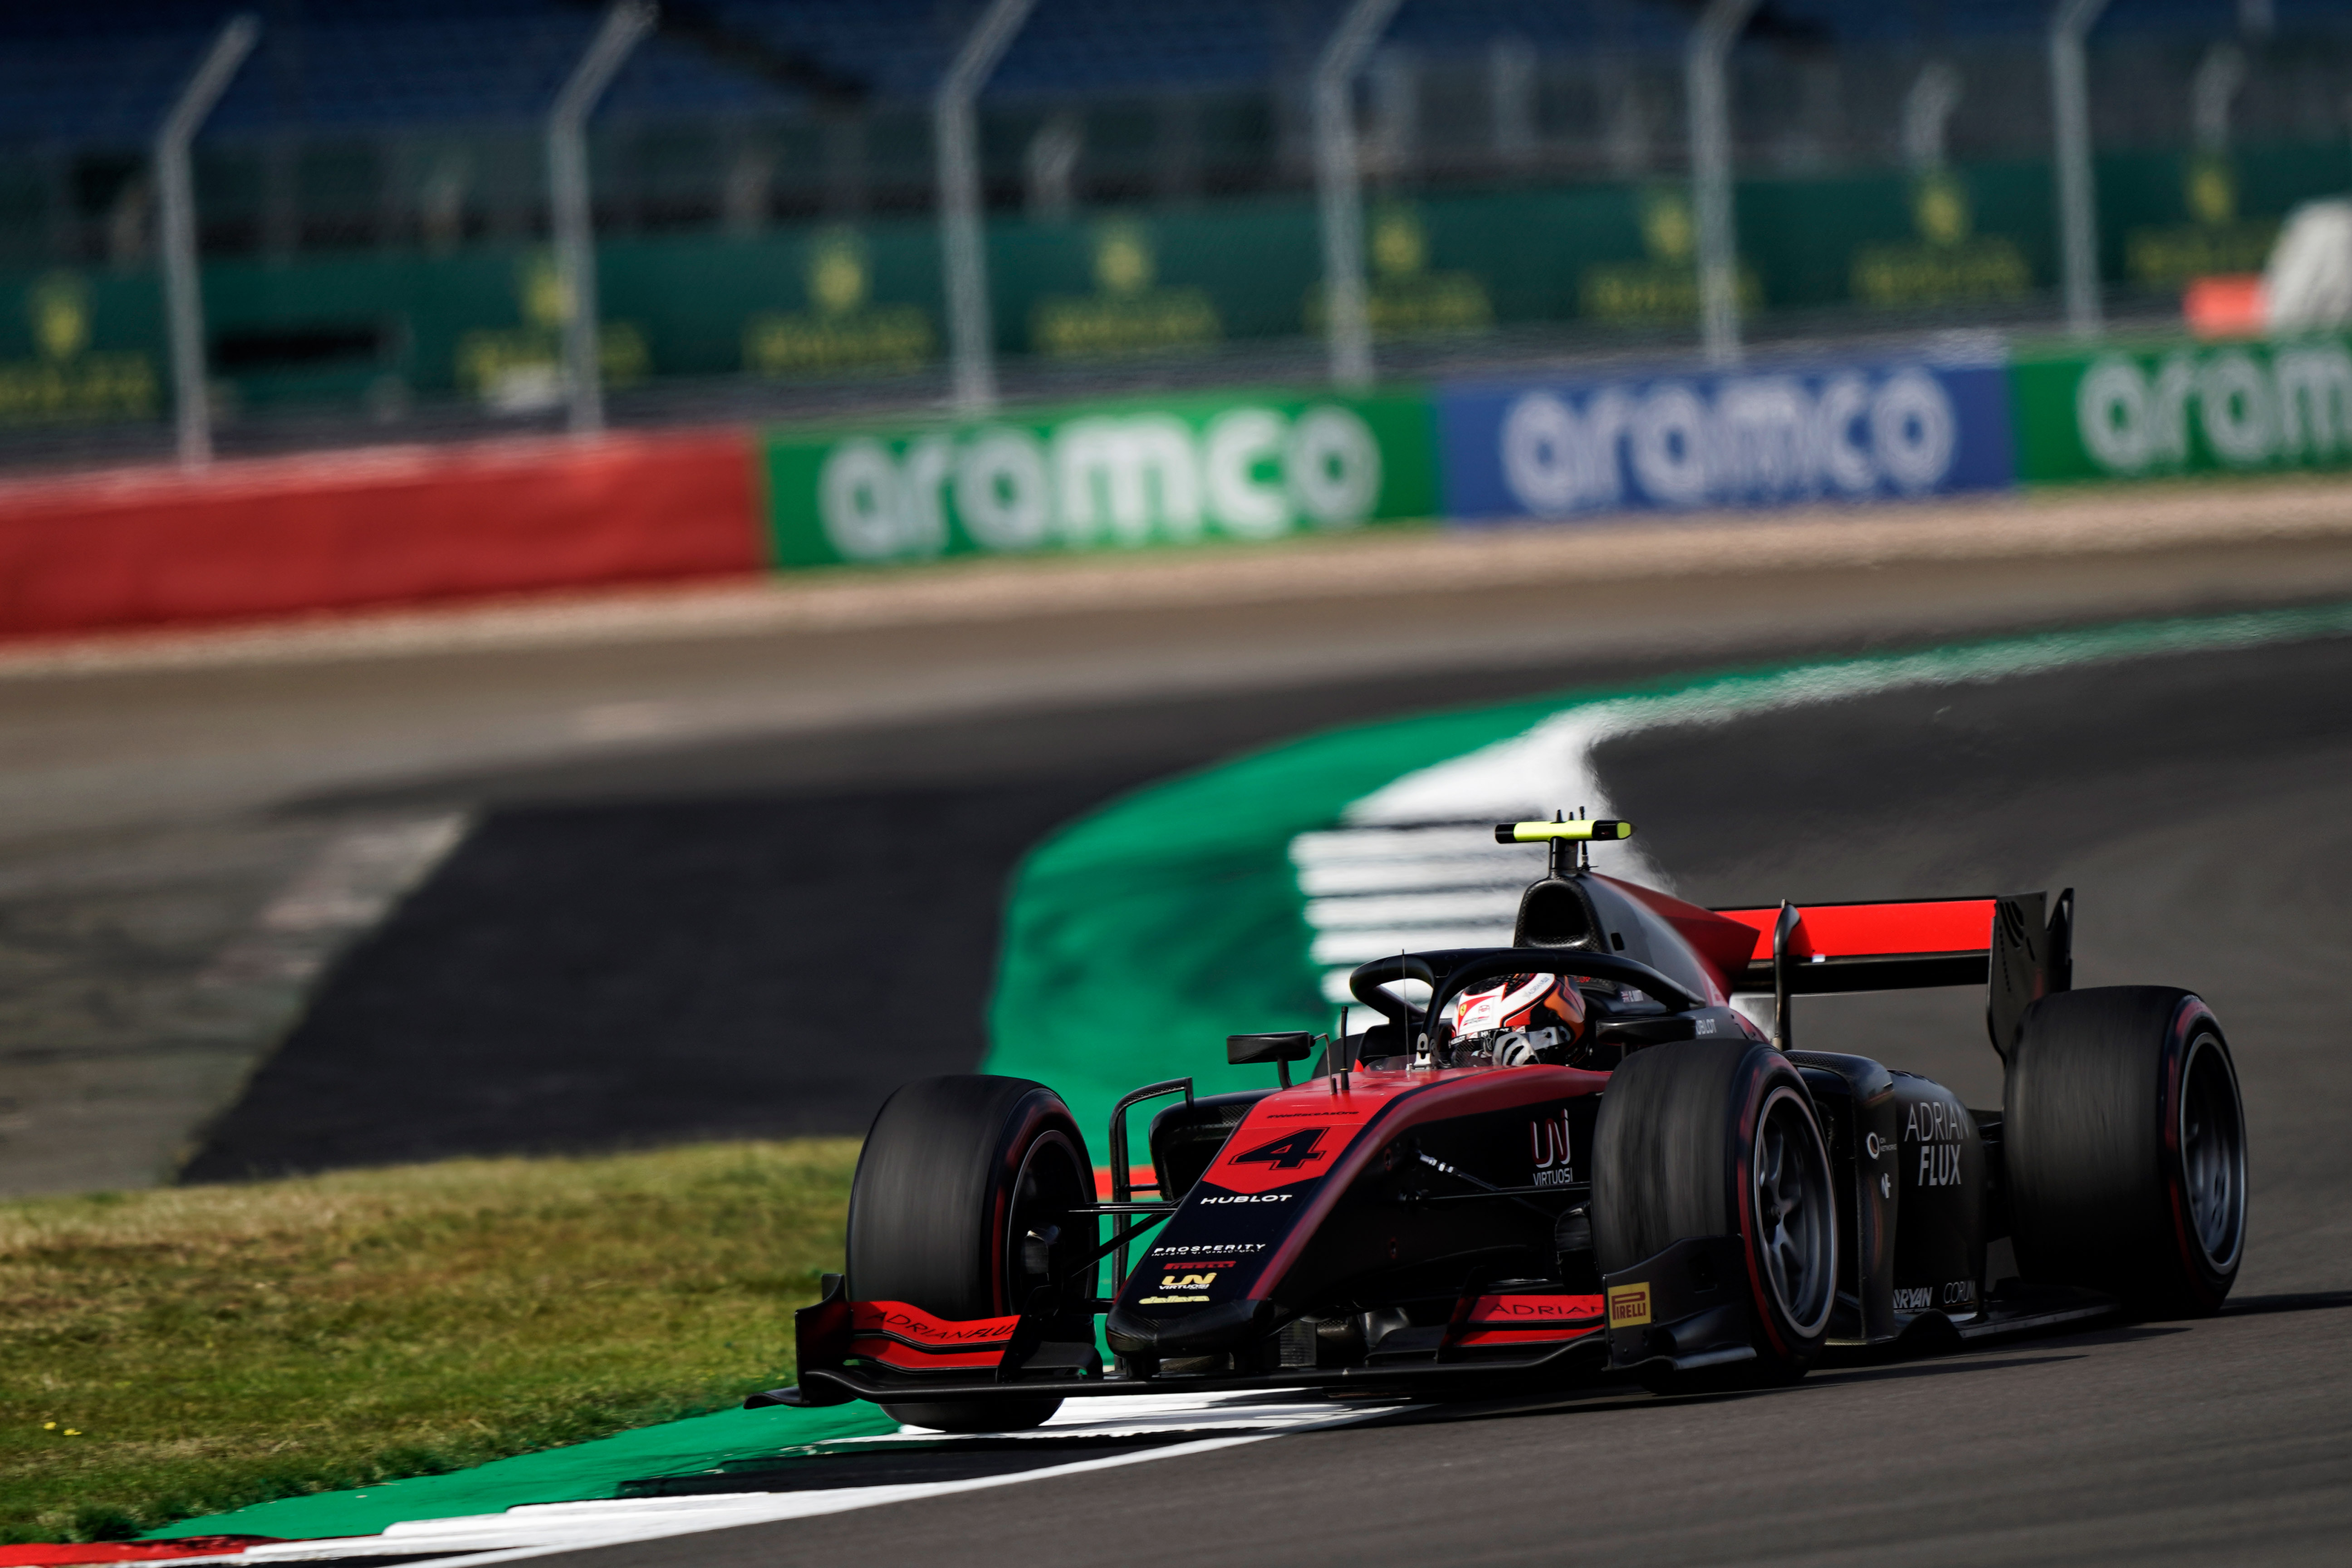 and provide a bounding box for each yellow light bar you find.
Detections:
[1495,819,1635,843]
